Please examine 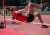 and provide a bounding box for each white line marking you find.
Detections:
[33,23,50,25]
[6,19,21,22]
[35,18,50,19]
[0,19,50,26]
